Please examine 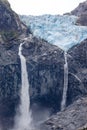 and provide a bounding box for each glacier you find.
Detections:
[21,14,87,51]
